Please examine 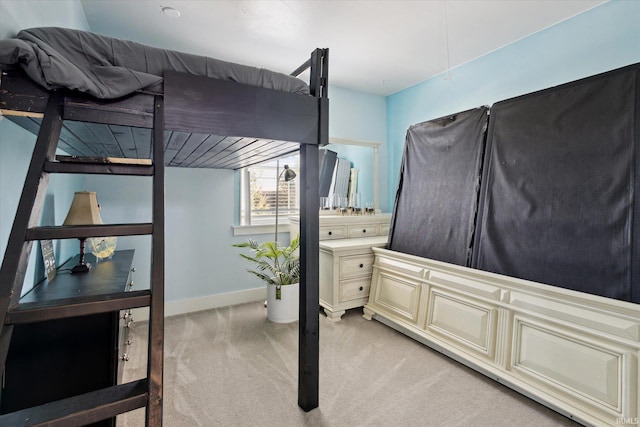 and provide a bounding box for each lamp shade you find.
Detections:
[63,192,103,225]
[283,165,296,182]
